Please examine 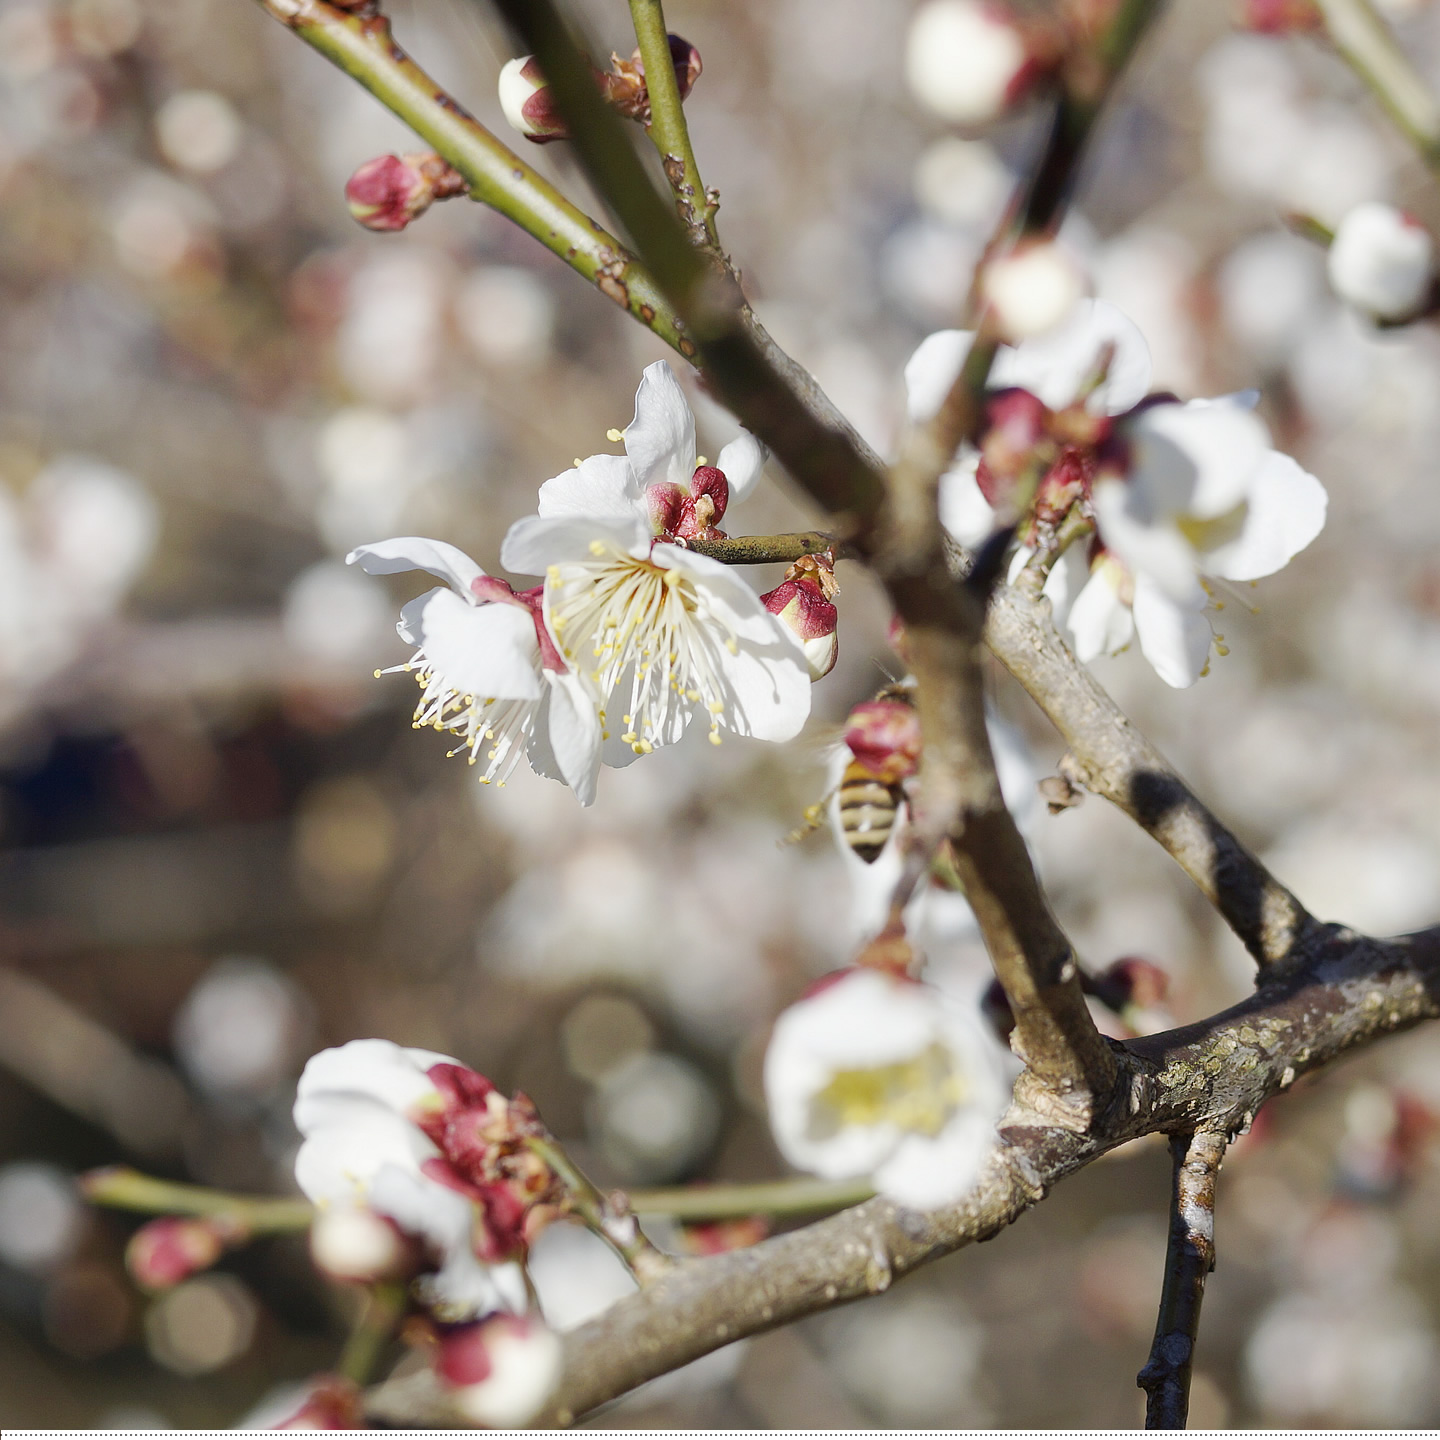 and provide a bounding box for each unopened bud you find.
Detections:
[905,1,1044,127]
[1327,201,1435,322]
[844,697,921,784]
[498,56,569,142]
[437,1314,564,1428]
[672,464,730,541]
[977,387,1049,508]
[309,1208,412,1283]
[605,34,703,121]
[762,564,838,681]
[126,1216,228,1290]
[981,241,1085,341]
[1240,0,1323,31]
[345,152,465,232]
